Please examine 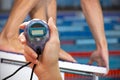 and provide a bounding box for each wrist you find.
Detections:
[96,39,108,50]
[35,63,62,80]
